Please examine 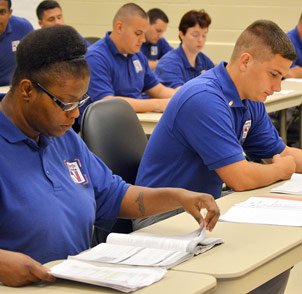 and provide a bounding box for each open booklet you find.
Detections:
[68,228,223,268]
[271,173,302,195]
[50,259,167,293]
